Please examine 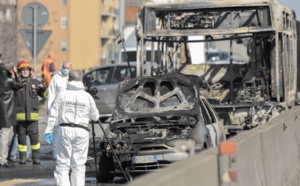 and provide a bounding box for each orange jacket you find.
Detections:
[42,58,57,87]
